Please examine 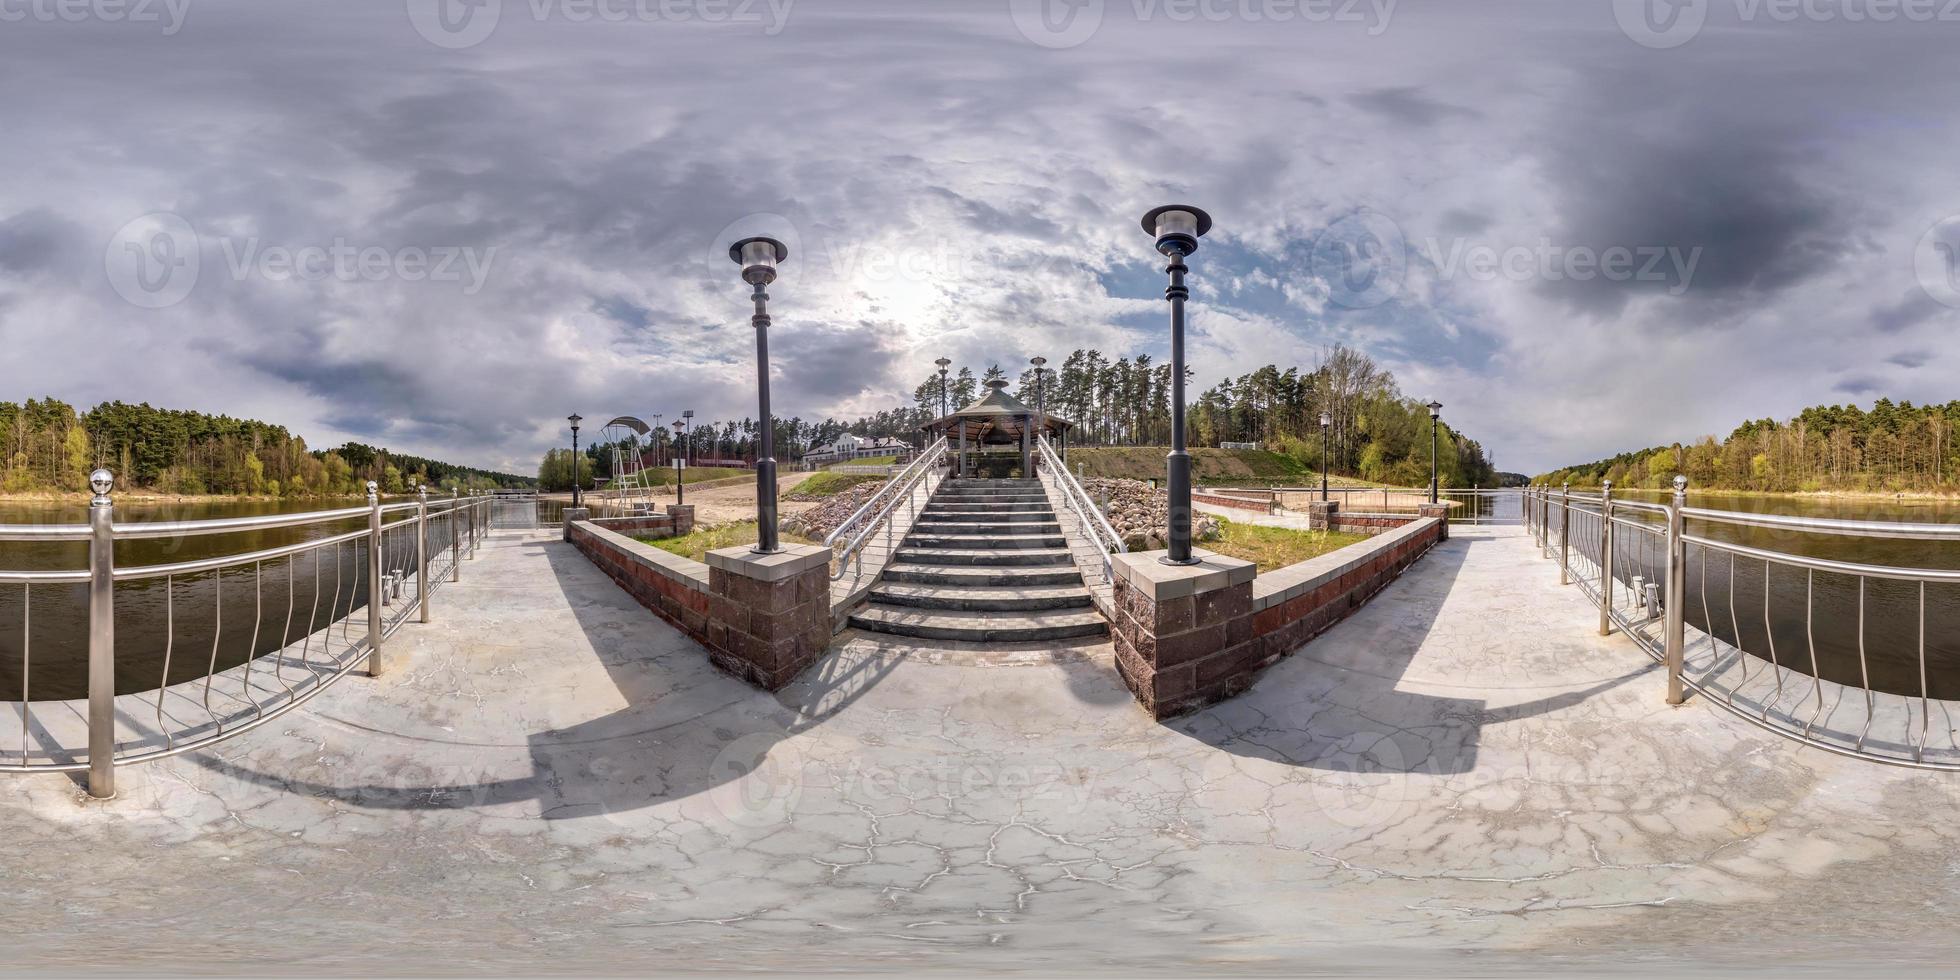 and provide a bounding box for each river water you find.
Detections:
[1564,491,1960,701]
[0,498,426,702]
